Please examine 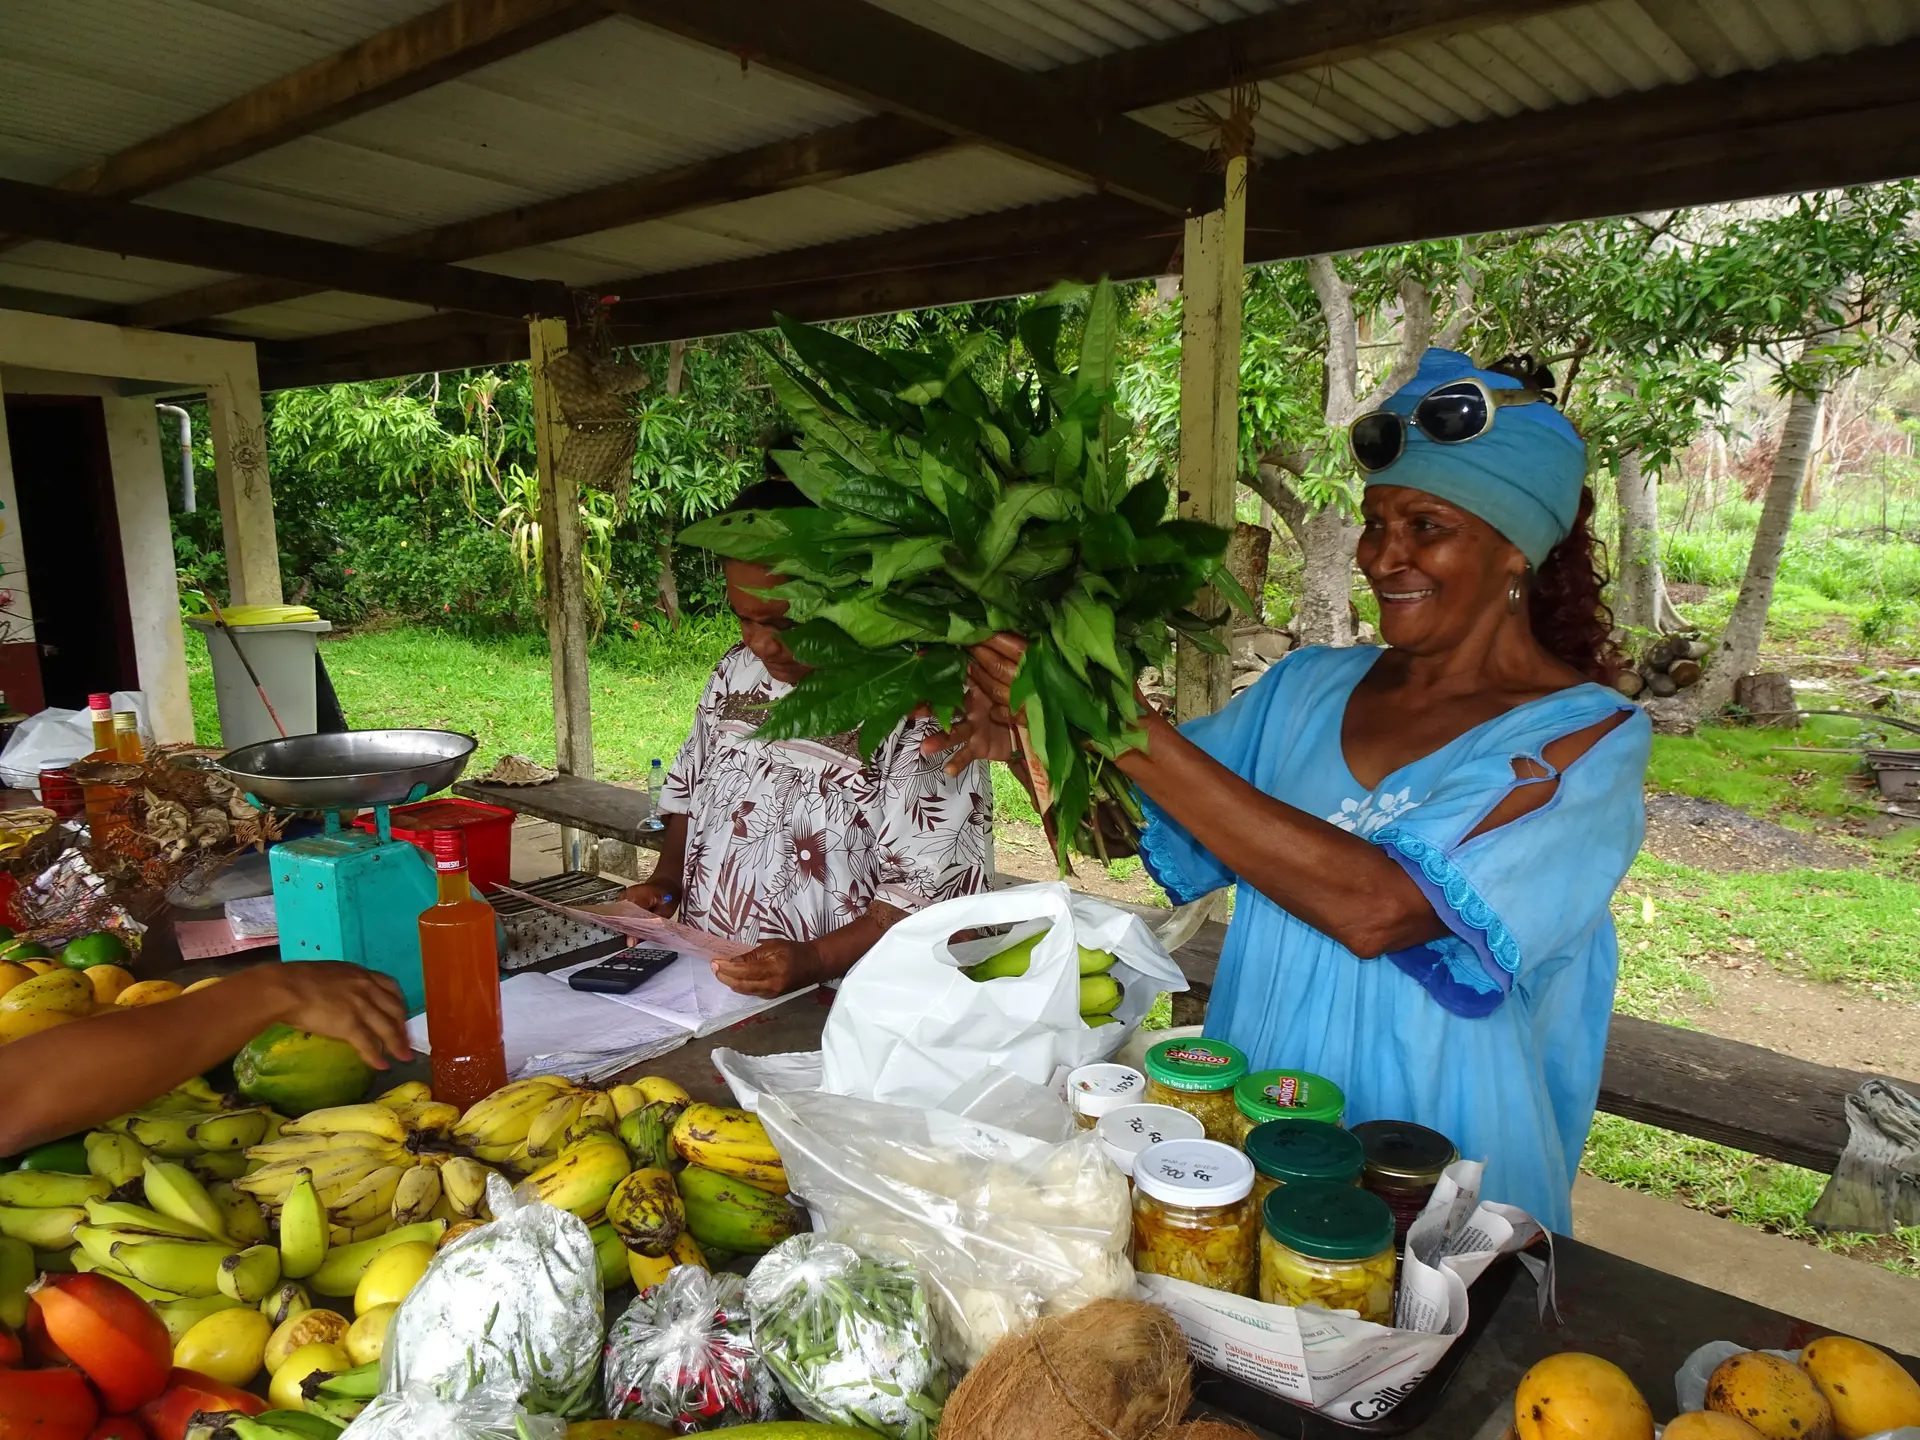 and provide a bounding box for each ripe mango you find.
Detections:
[1706,1351,1834,1440]
[1799,1335,1920,1439]
[1514,1353,1654,1440]
[1664,1412,1769,1440]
